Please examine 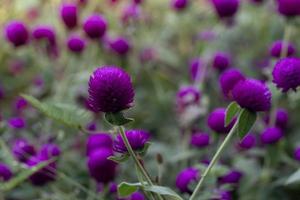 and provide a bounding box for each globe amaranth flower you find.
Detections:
[294,147,300,161]
[171,0,188,11]
[12,139,36,162]
[8,117,26,129]
[260,127,283,145]
[88,66,135,113]
[219,68,245,99]
[272,58,300,92]
[39,144,61,159]
[0,163,12,182]
[67,35,86,53]
[176,86,201,109]
[218,170,243,185]
[190,132,210,148]
[212,52,232,71]
[130,192,145,200]
[109,36,131,56]
[211,0,239,19]
[83,14,107,39]
[265,108,288,129]
[60,3,78,29]
[276,0,300,17]
[189,58,203,82]
[212,189,232,200]
[176,167,199,194]
[14,96,28,112]
[238,133,256,150]
[86,133,113,156]
[232,79,271,112]
[269,40,296,58]
[207,108,236,134]
[87,148,117,183]
[5,20,29,47]
[32,25,56,46]
[114,130,150,153]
